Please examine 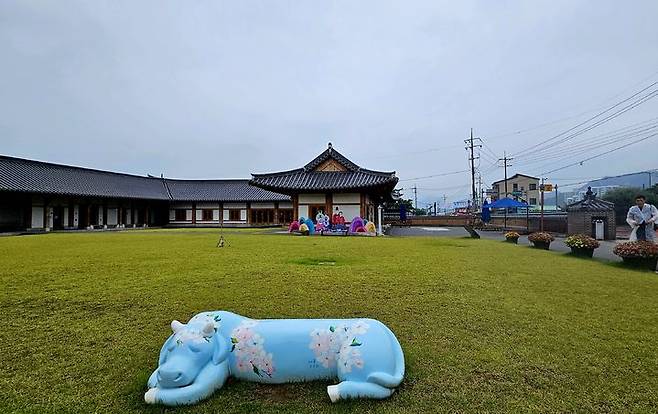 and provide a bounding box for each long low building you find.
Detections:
[0,144,397,232]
